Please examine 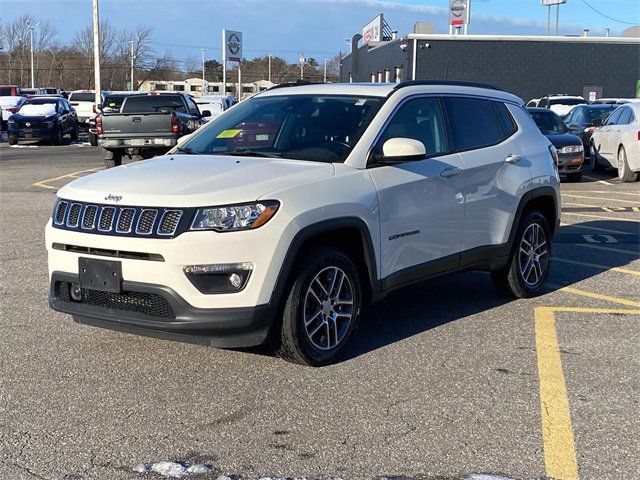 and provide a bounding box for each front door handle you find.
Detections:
[440,167,463,178]
[505,153,521,164]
